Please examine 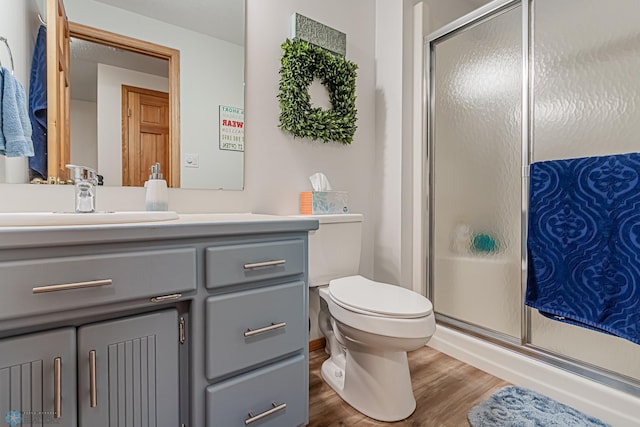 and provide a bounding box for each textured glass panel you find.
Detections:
[533,0,640,161]
[431,6,522,337]
[531,311,640,380]
[530,0,640,381]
